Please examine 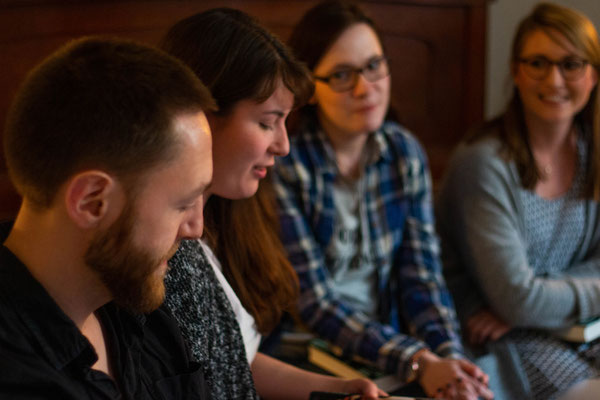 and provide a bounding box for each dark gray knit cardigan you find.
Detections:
[164,239,258,400]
